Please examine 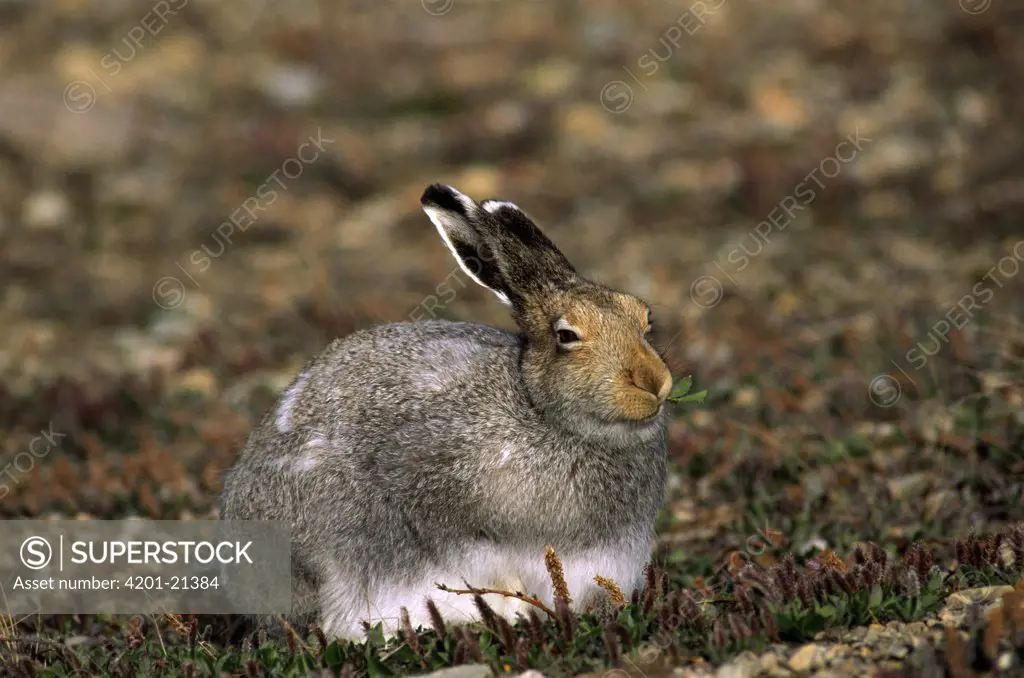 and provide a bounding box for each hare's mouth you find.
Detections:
[603,381,667,424]
[630,402,664,426]
[615,392,664,423]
